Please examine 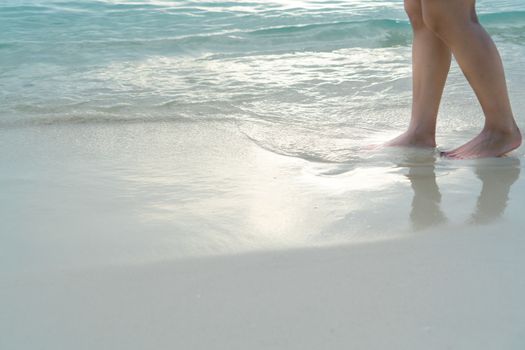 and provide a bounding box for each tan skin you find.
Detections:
[386,0,522,159]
